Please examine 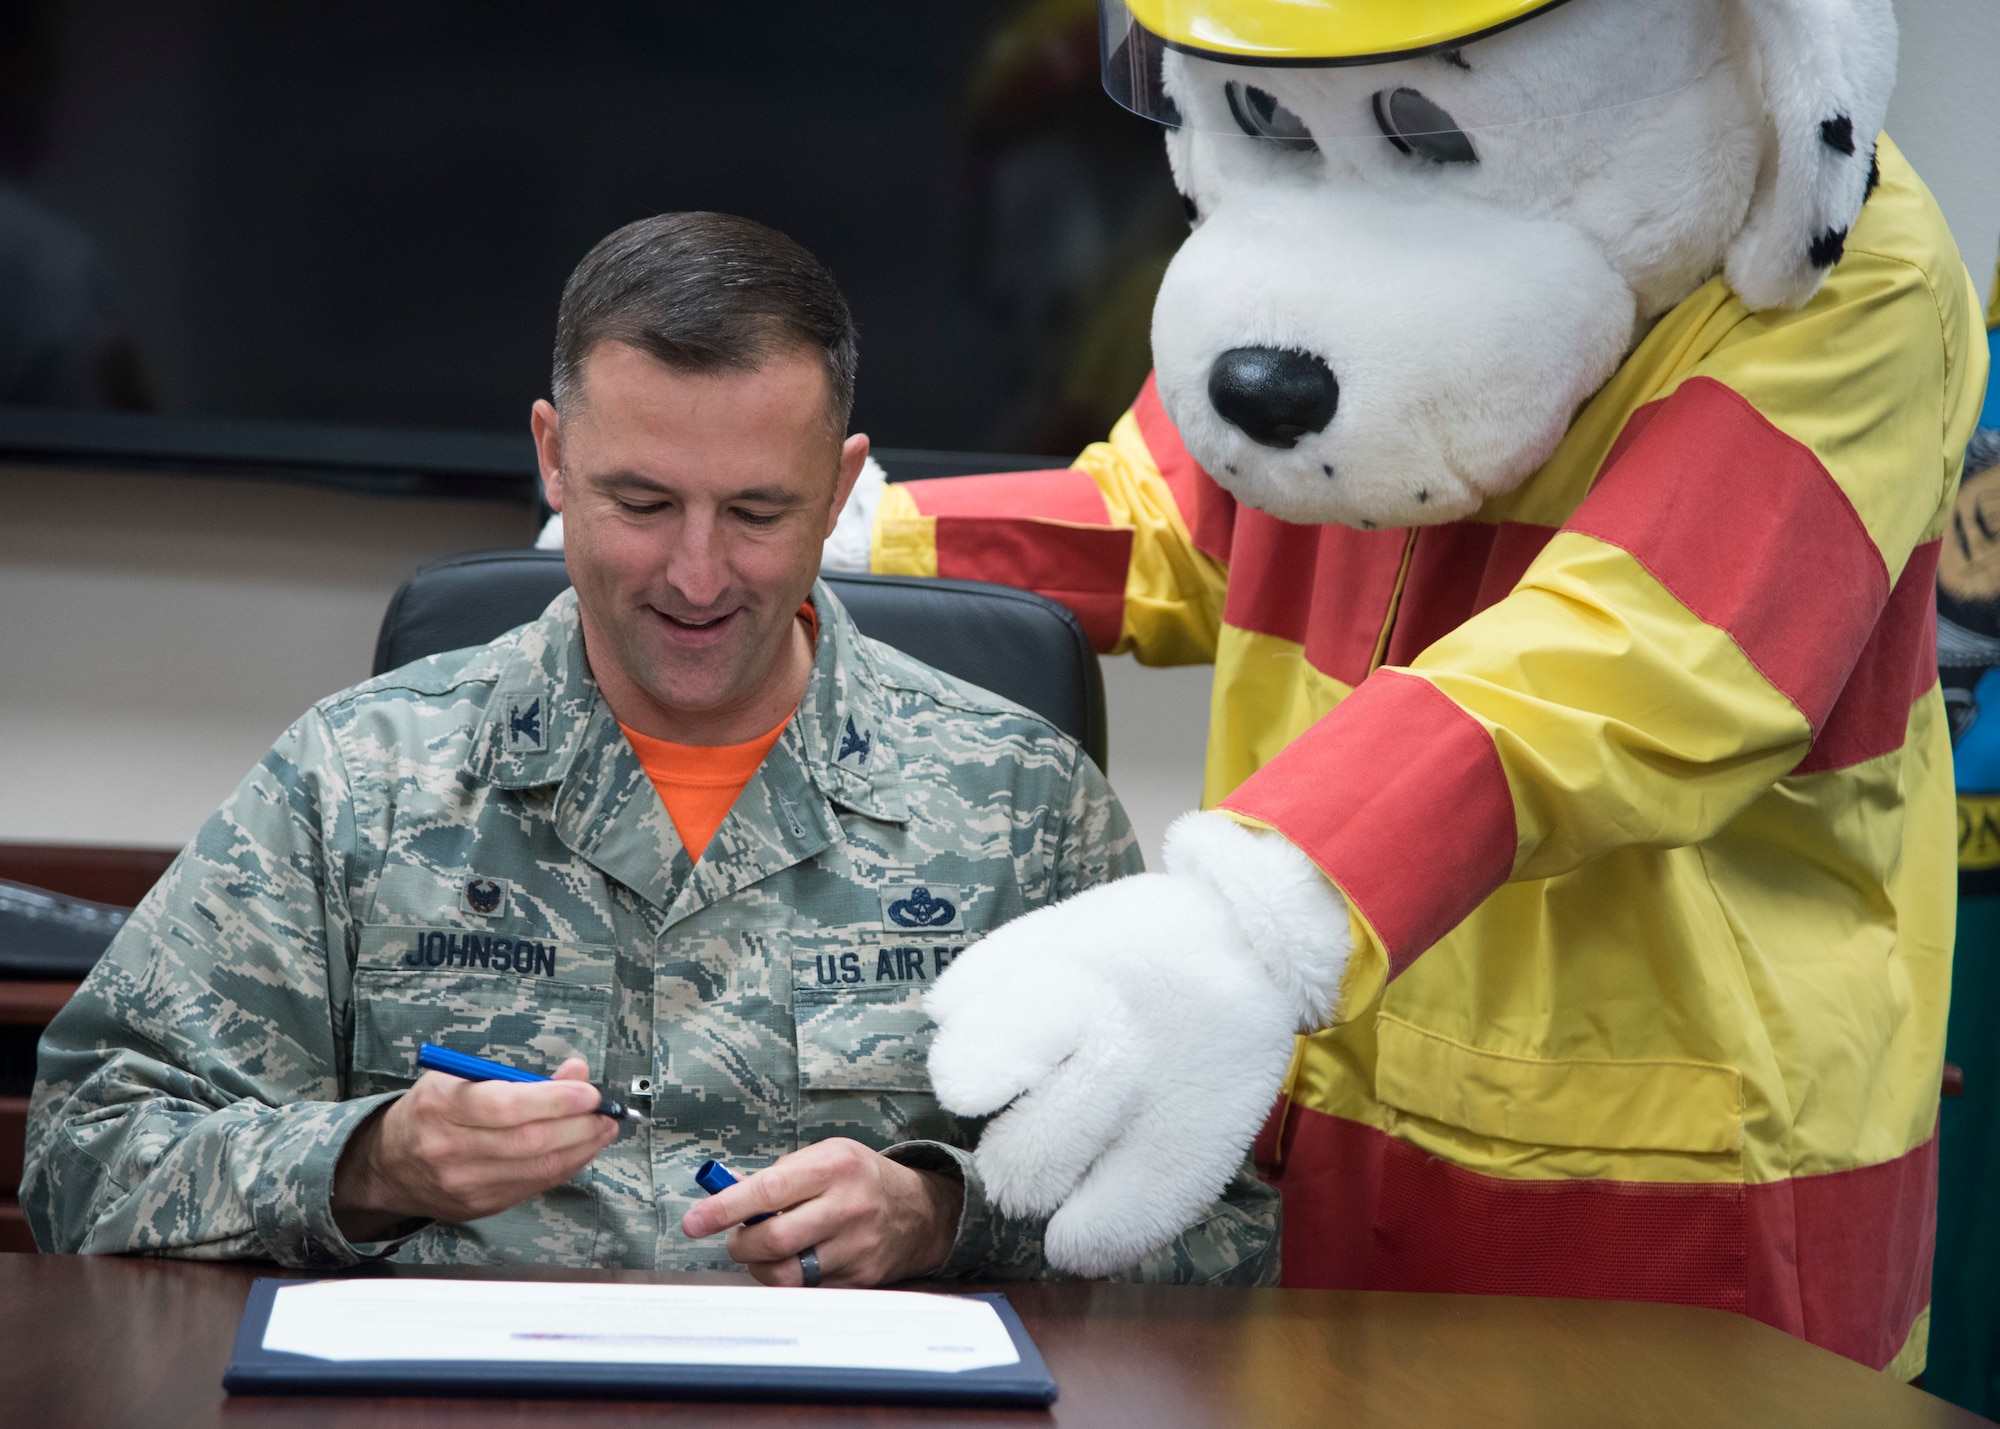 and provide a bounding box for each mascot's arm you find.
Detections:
[866,375,1228,667]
